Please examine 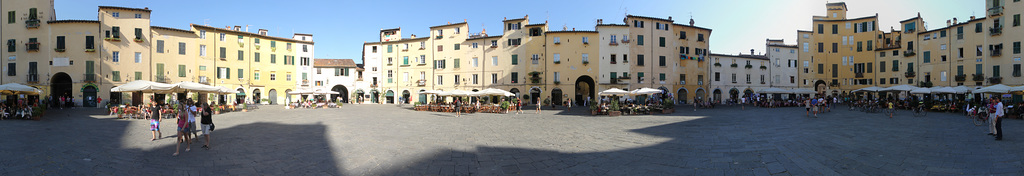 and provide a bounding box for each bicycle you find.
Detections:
[973,111,989,126]
[913,105,927,117]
